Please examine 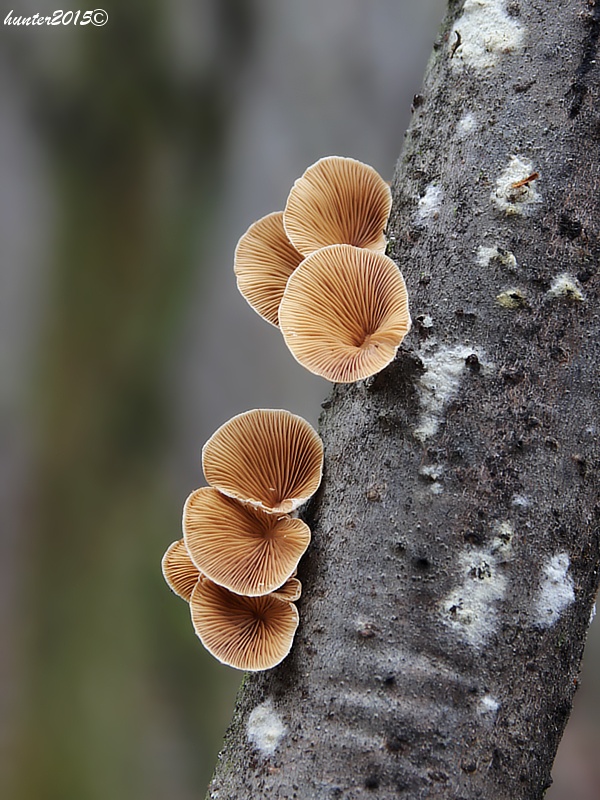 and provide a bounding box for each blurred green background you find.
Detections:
[0,1,597,798]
